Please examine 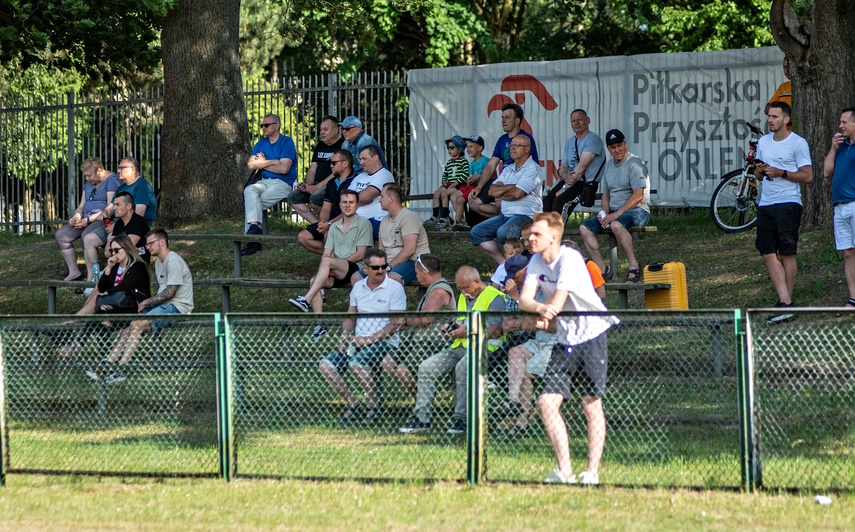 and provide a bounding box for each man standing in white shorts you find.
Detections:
[824,107,855,307]
[519,212,617,485]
